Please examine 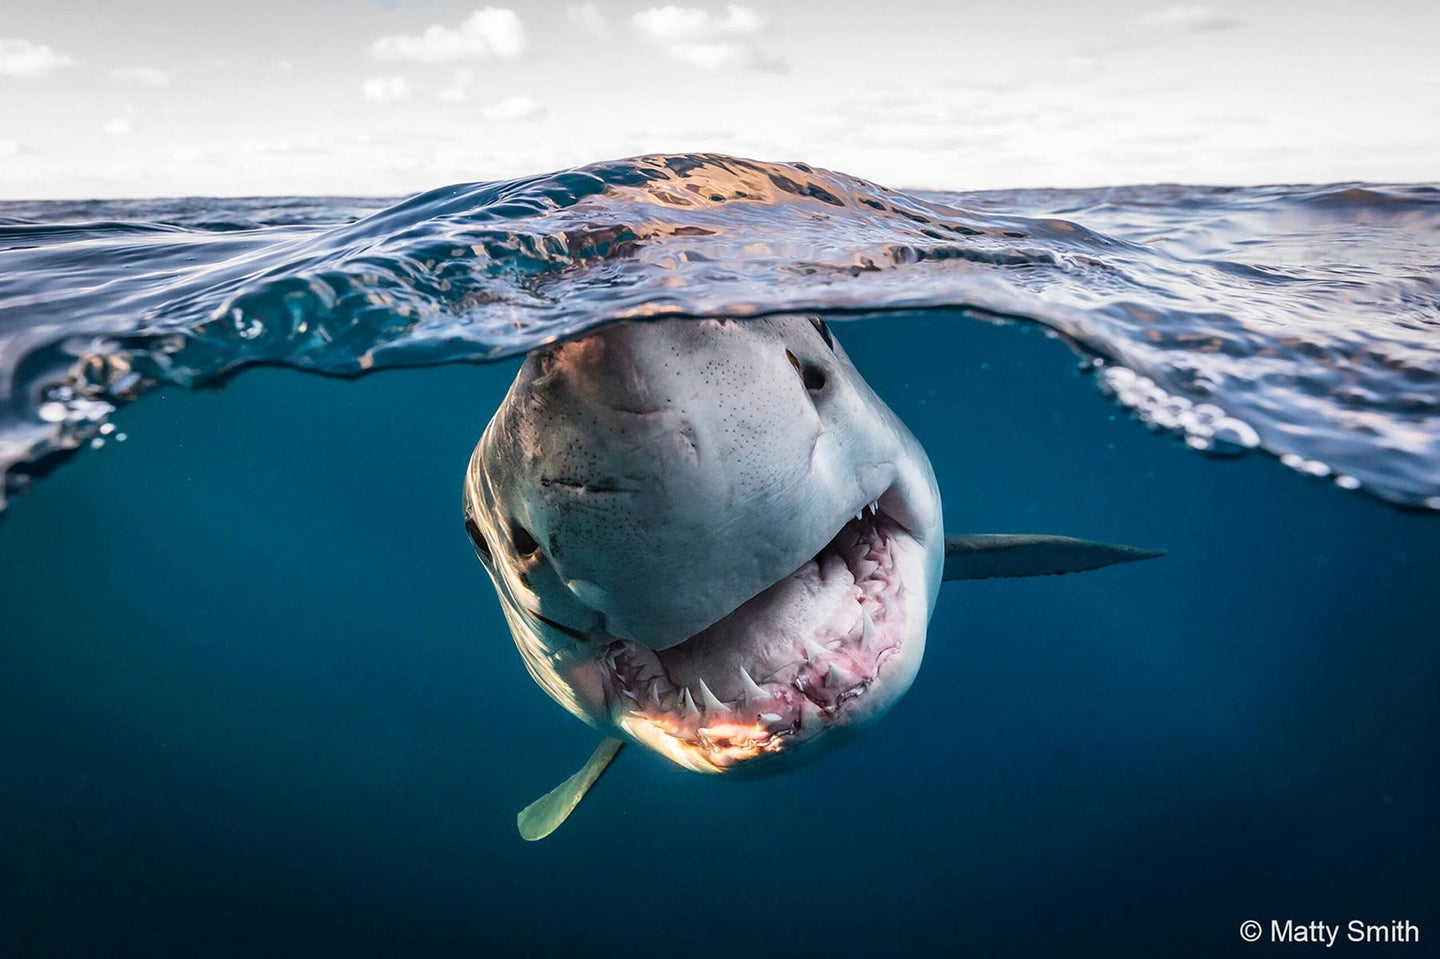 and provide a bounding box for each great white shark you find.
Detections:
[463,316,1161,839]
